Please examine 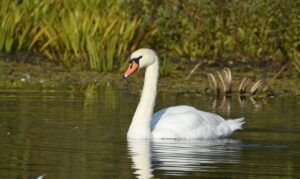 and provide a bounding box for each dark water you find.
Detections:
[0,85,299,178]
